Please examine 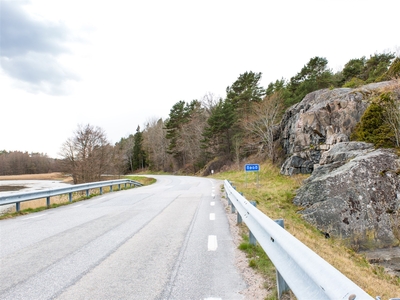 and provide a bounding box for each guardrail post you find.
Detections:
[69,192,72,203]
[274,219,290,299]
[231,197,236,213]
[237,212,242,224]
[86,189,89,197]
[249,201,257,246]
[46,197,50,208]
[118,184,121,191]
[100,187,103,195]
[227,193,232,206]
[110,185,113,192]
[16,202,20,212]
